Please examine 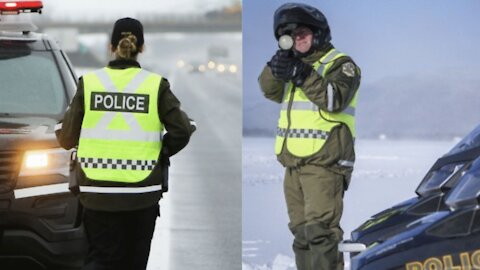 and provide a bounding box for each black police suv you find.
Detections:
[350,154,480,270]
[0,3,86,269]
[348,123,480,249]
